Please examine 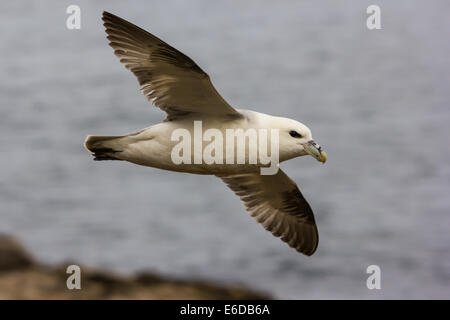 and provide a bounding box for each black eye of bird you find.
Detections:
[289,130,303,138]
